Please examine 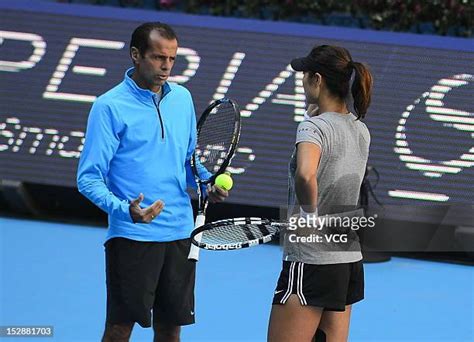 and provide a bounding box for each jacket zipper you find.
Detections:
[152,95,165,140]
